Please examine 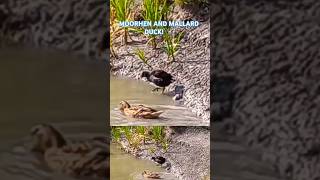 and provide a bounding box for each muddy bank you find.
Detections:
[115,127,210,180]
[110,8,210,122]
